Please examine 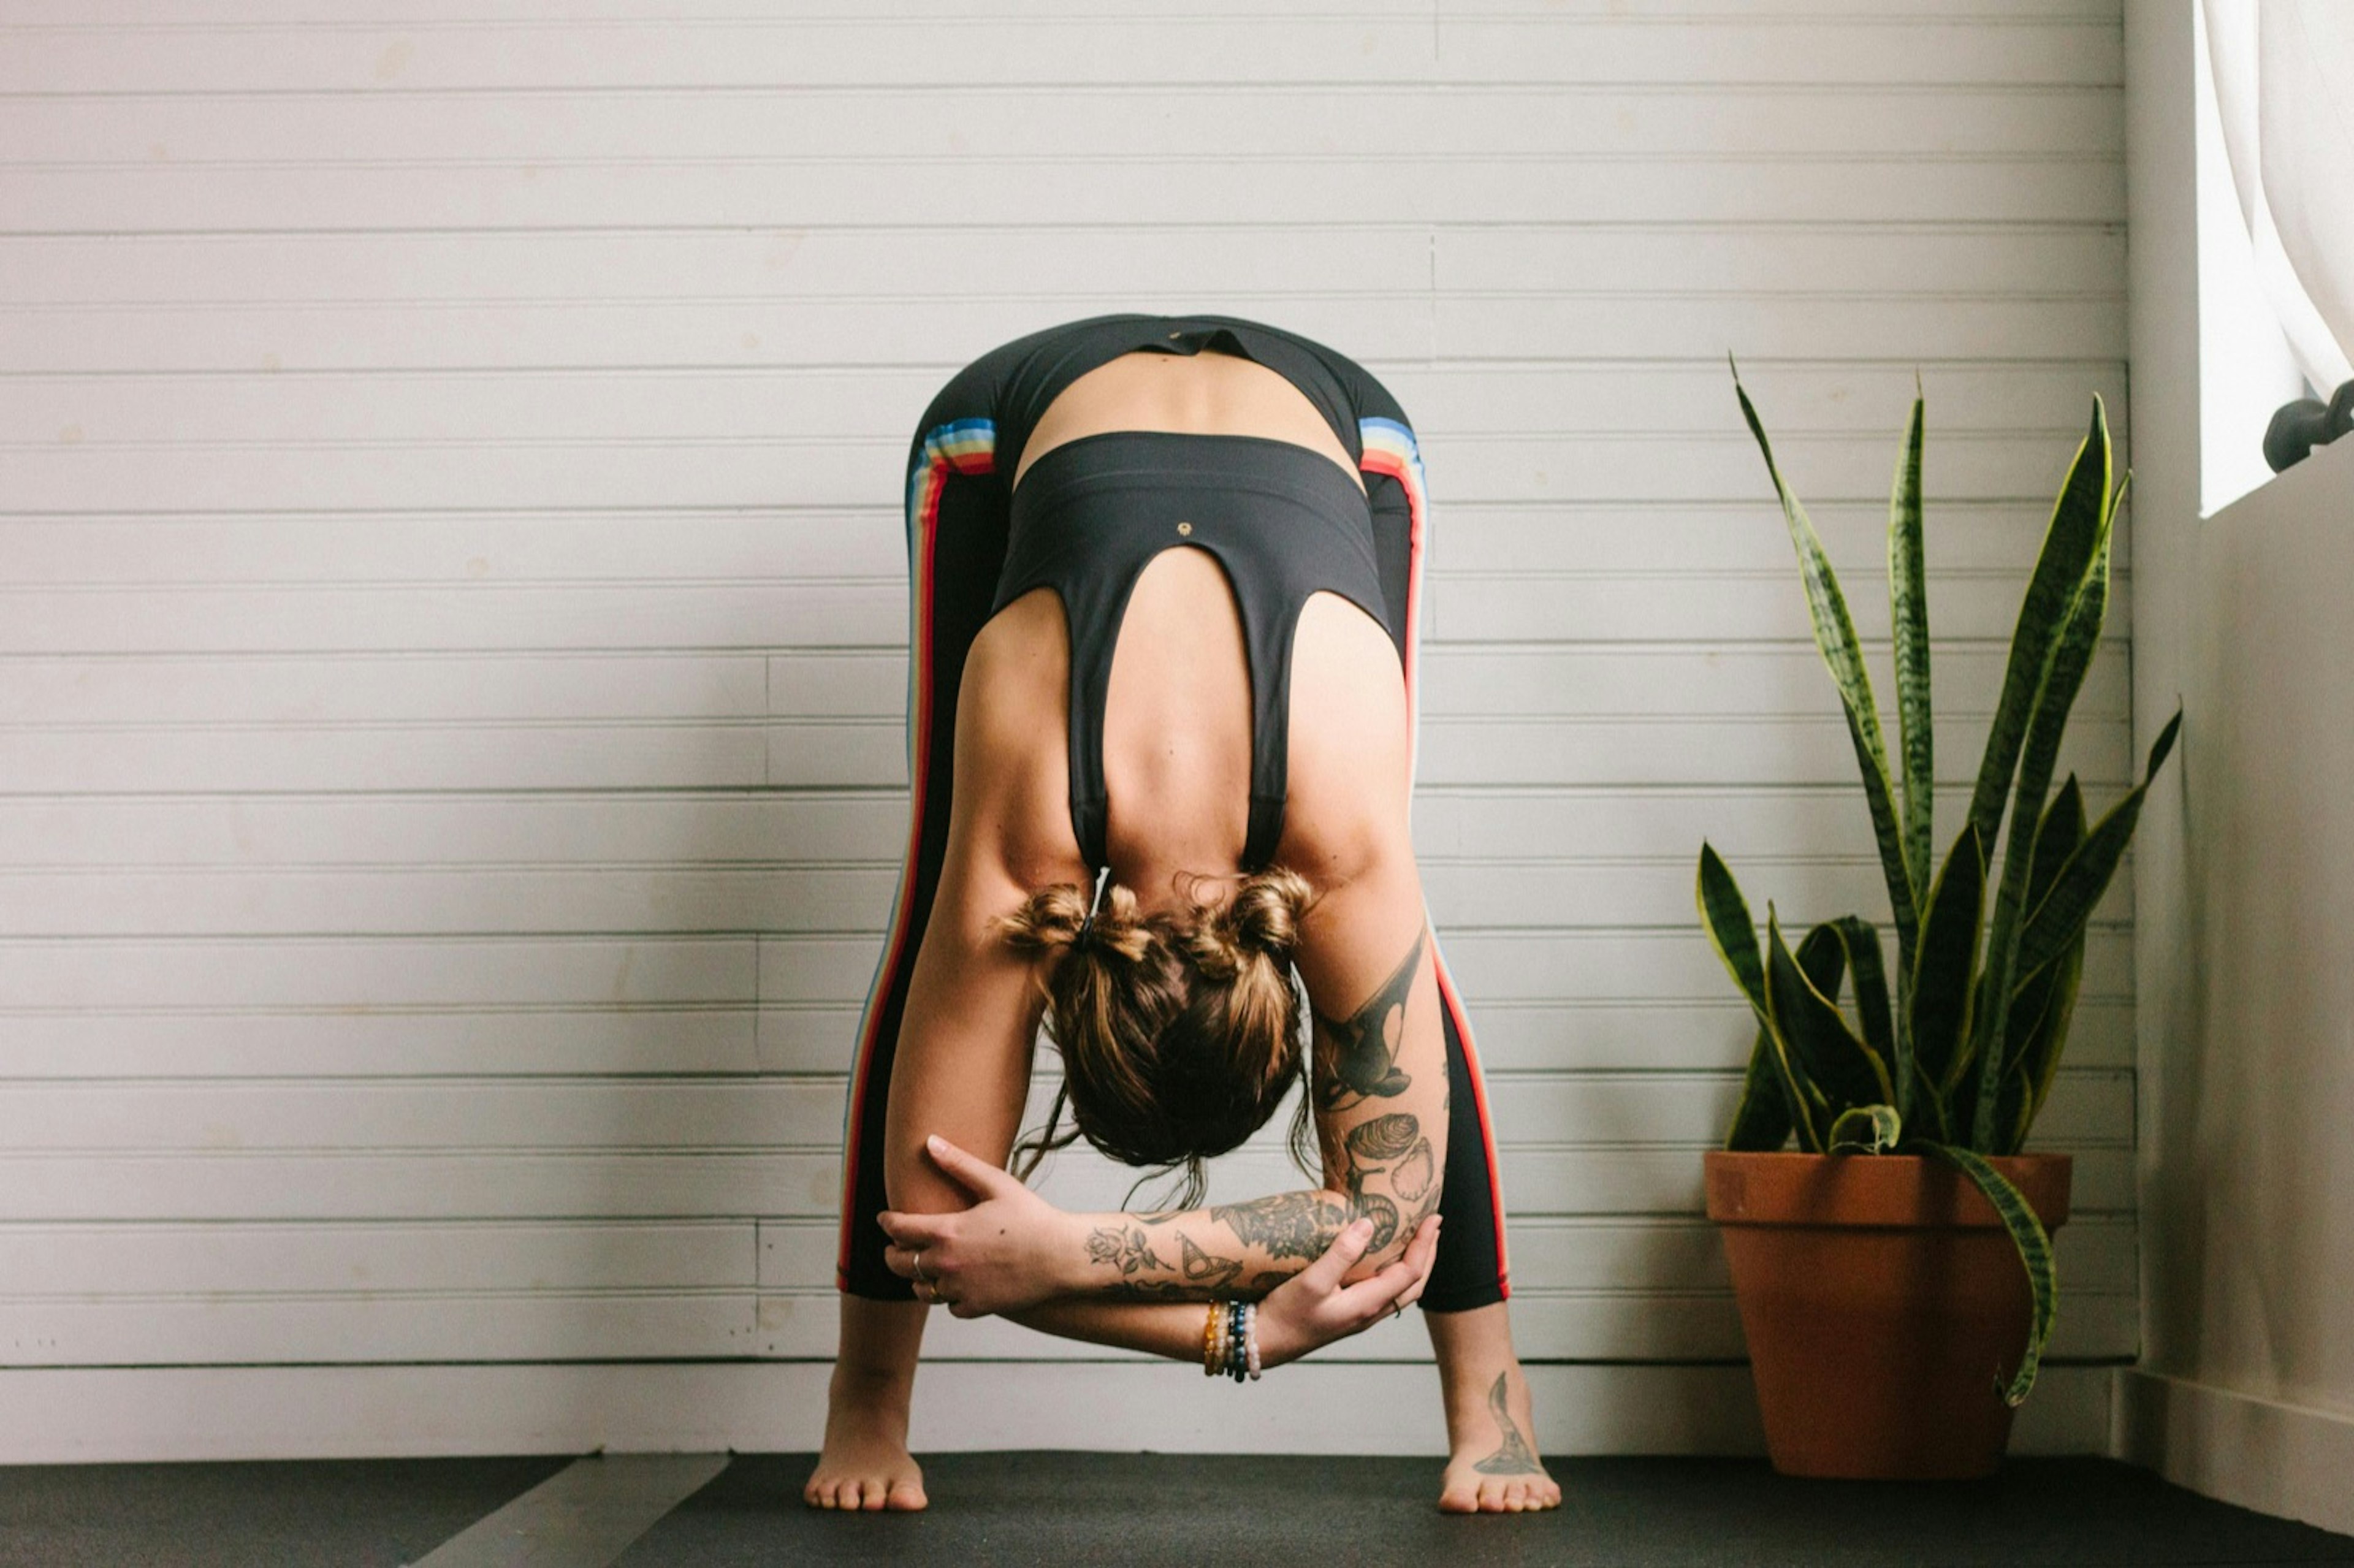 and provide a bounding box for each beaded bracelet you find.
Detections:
[1205,1302,1228,1378]
[1200,1299,1262,1381]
